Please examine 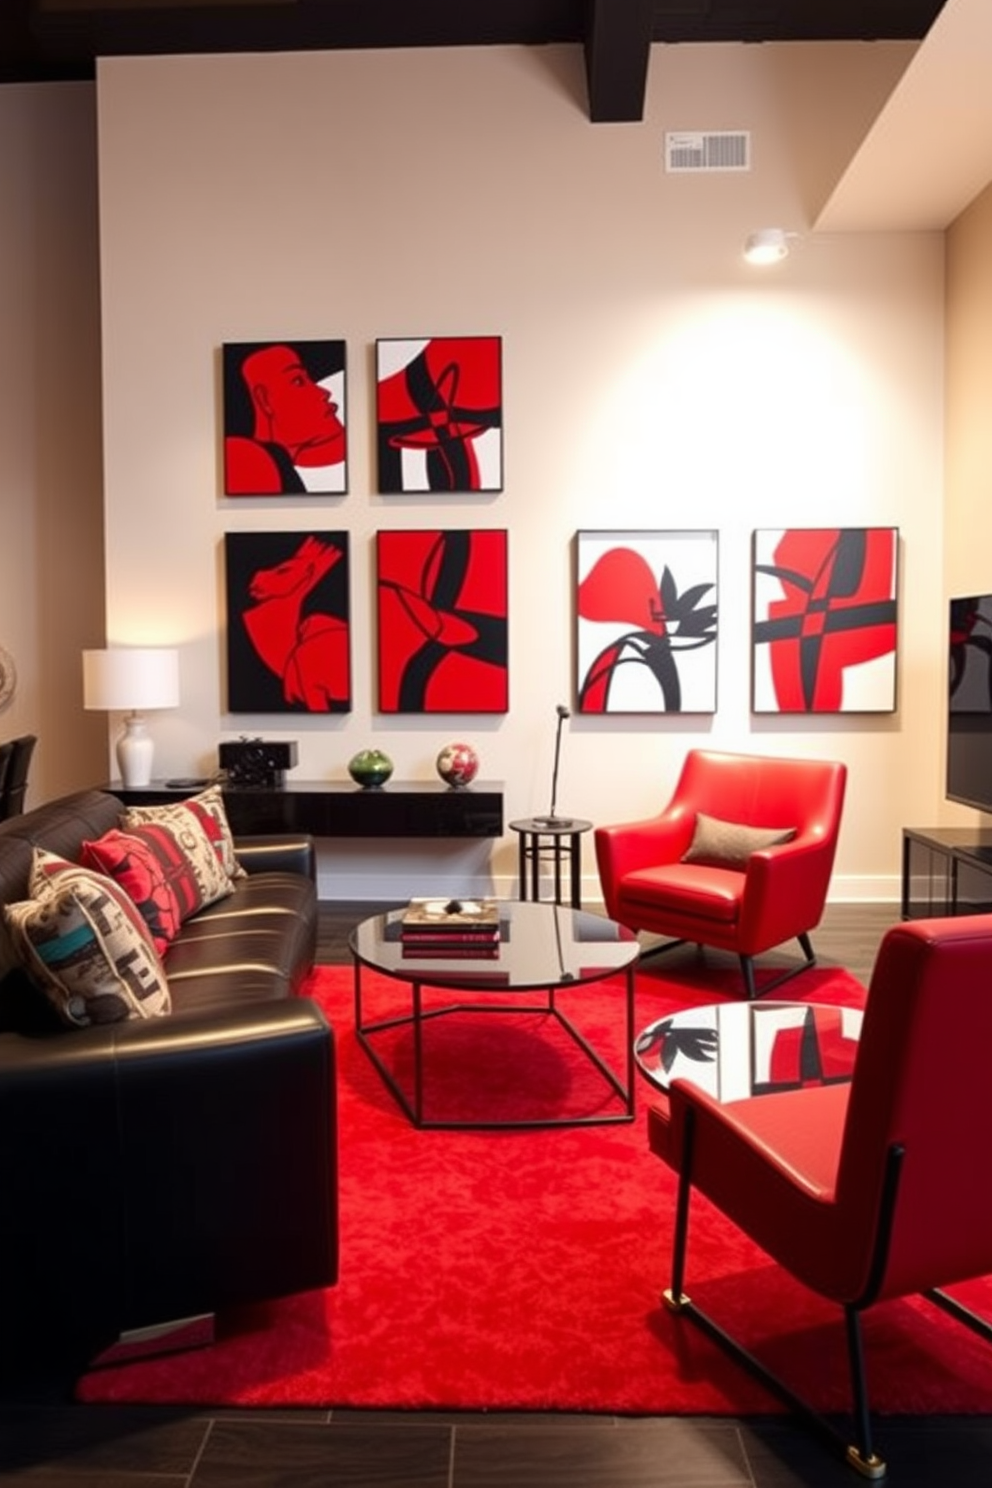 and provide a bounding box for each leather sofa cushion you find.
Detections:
[163,870,317,1016]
